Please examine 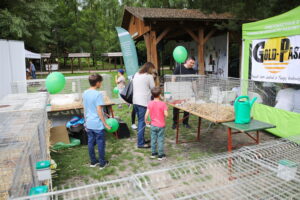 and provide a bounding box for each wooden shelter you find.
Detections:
[101,52,123,70]
[41,53,51,73]
[121,7,244,75]
[68,53,91,73]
